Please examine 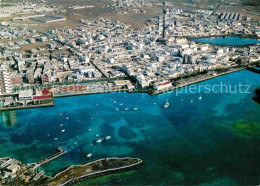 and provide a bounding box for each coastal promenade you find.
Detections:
[0,102,54,111]
[151,67,245,95]
[54,87,131,98]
